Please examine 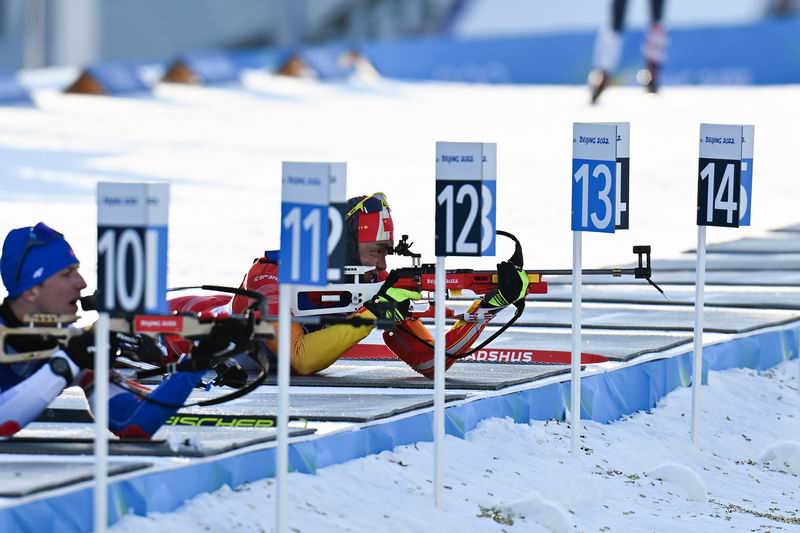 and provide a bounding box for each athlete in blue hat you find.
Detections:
[0,222,249,438]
